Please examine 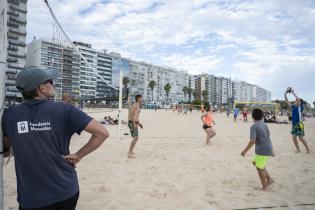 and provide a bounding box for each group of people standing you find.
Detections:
[1,66,311,209]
